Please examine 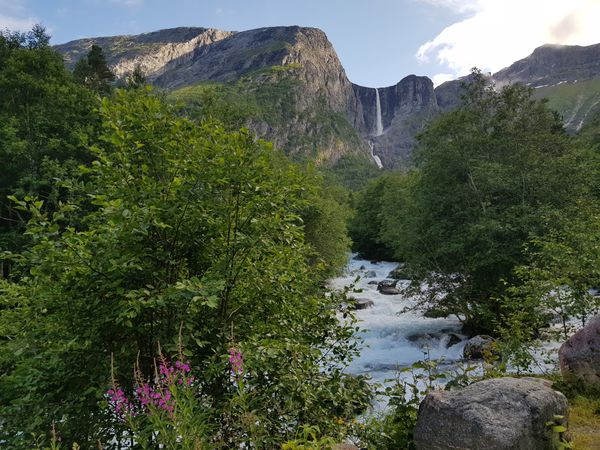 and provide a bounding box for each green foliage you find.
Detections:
[0,25,99,273]
[326,153,382,191]
[124,64,147,90]
[282,425,339,449]
[545,415,572,449]
[347,173,400,260]
[498,203,600,369]
[0,89,369,448]
[351,69,590,332]
[302,179,352,274]
[73,44,115,94]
